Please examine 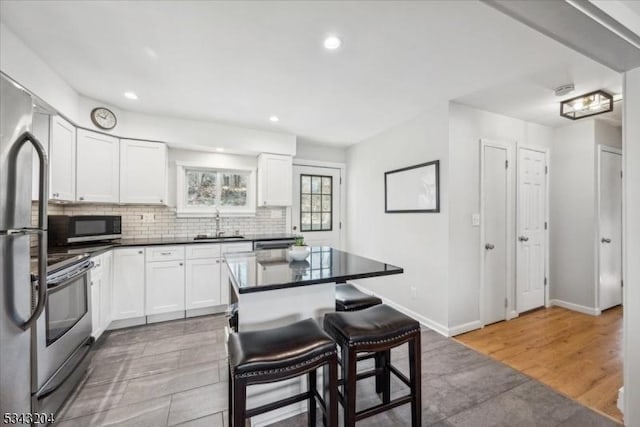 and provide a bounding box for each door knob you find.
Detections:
[518,236,529,242]
[601,238,612,244]
[292,226,297,231]
[485,243,495,250]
